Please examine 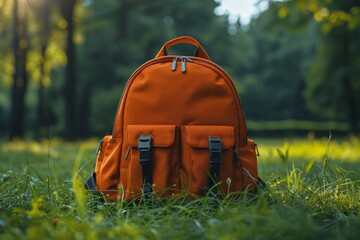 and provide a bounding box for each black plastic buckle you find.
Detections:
[209,137,222,167]
[138,136,152,165]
